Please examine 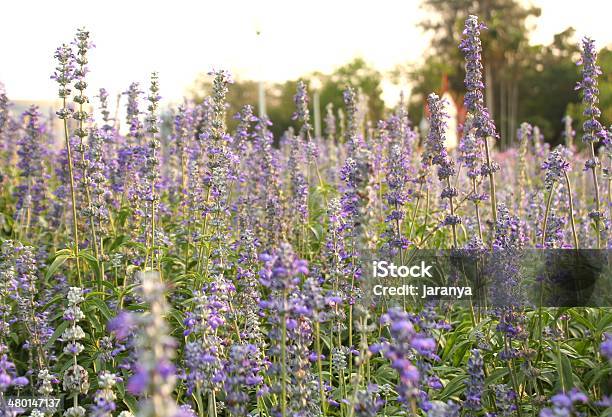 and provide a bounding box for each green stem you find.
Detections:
[563,172,579,249]
[541,182,556,247]
[484,137,498,236]
[280,291,287,417]
[589,143,602,249]
[61,97,82,286]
